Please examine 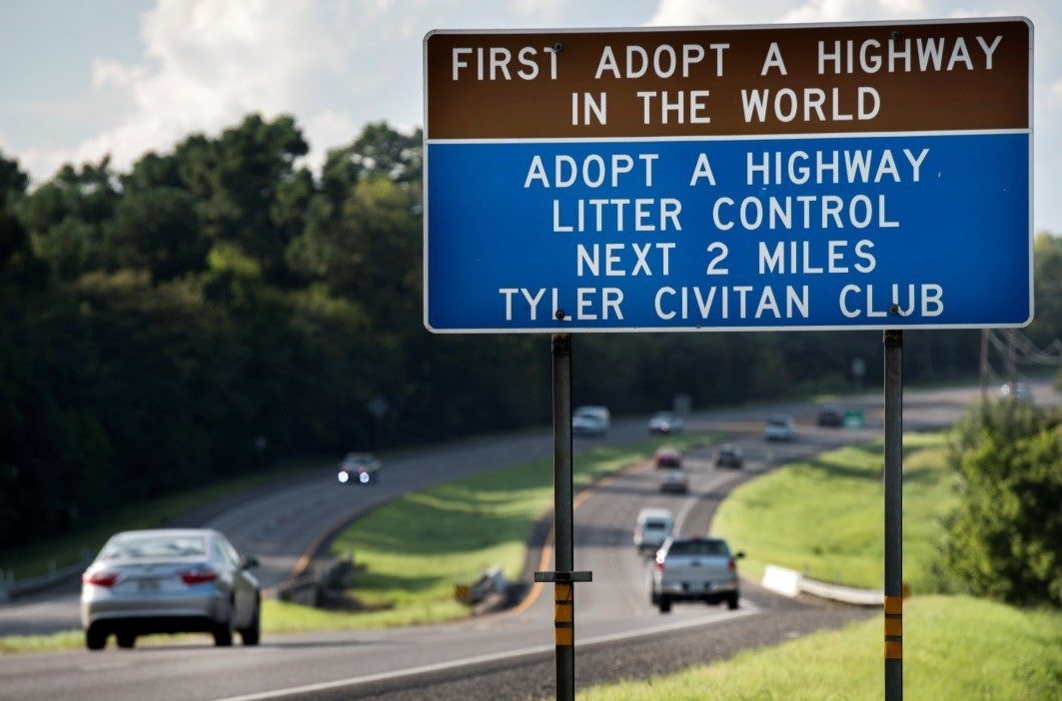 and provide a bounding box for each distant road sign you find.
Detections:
[423,18,1032,333]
